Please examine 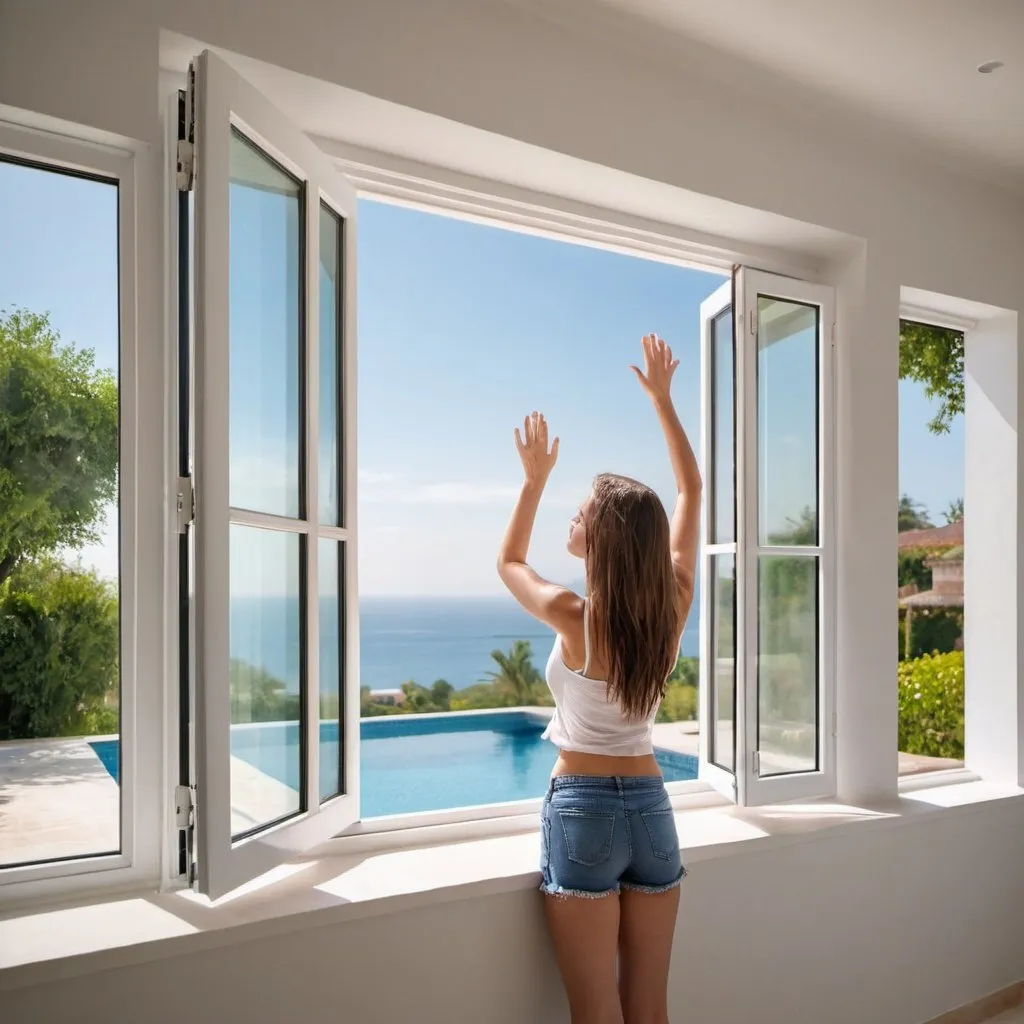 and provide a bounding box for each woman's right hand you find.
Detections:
[630,333,679,404]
